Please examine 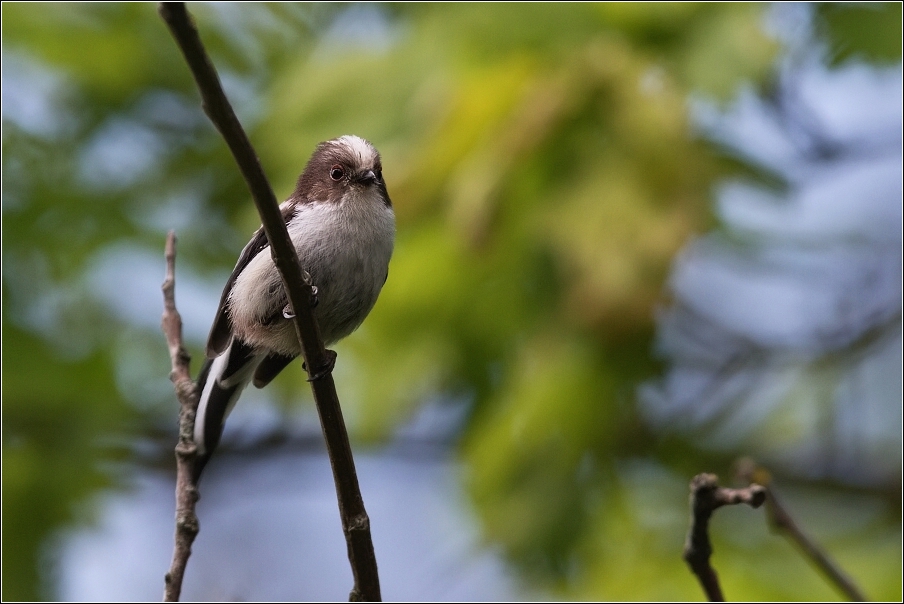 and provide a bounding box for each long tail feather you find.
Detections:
[192,340,263,480]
